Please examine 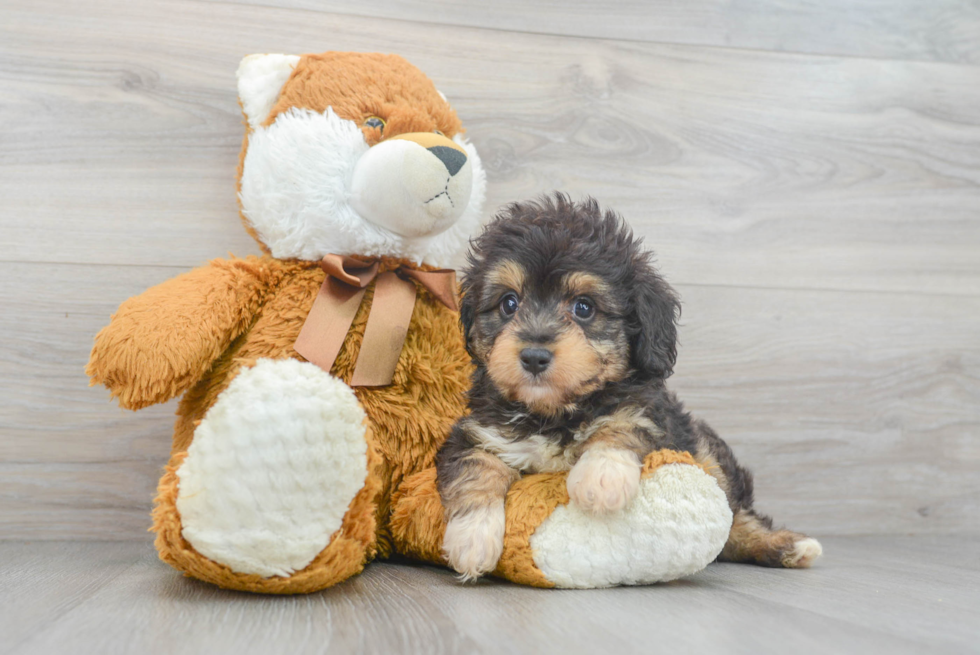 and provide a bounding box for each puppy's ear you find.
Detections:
[459,290,476,353]
[458,267,483,356]
[629,263,680,379]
